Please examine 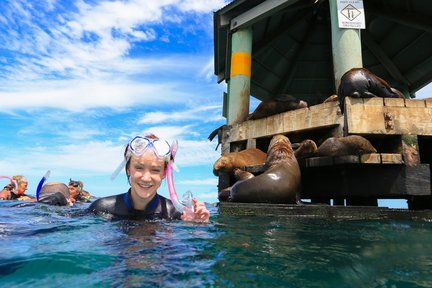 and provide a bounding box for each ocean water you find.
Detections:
[0,201,431,288]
